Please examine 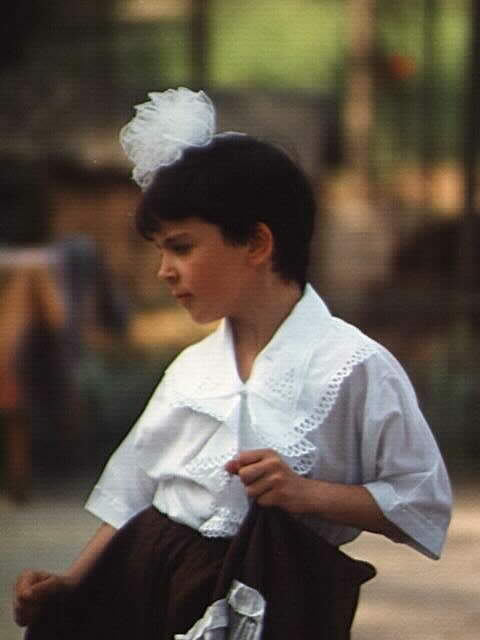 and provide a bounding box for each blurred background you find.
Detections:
[0,1,478,638]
